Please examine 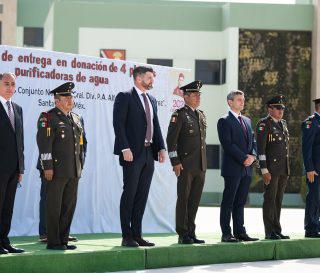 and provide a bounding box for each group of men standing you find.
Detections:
[1,65,320,254]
